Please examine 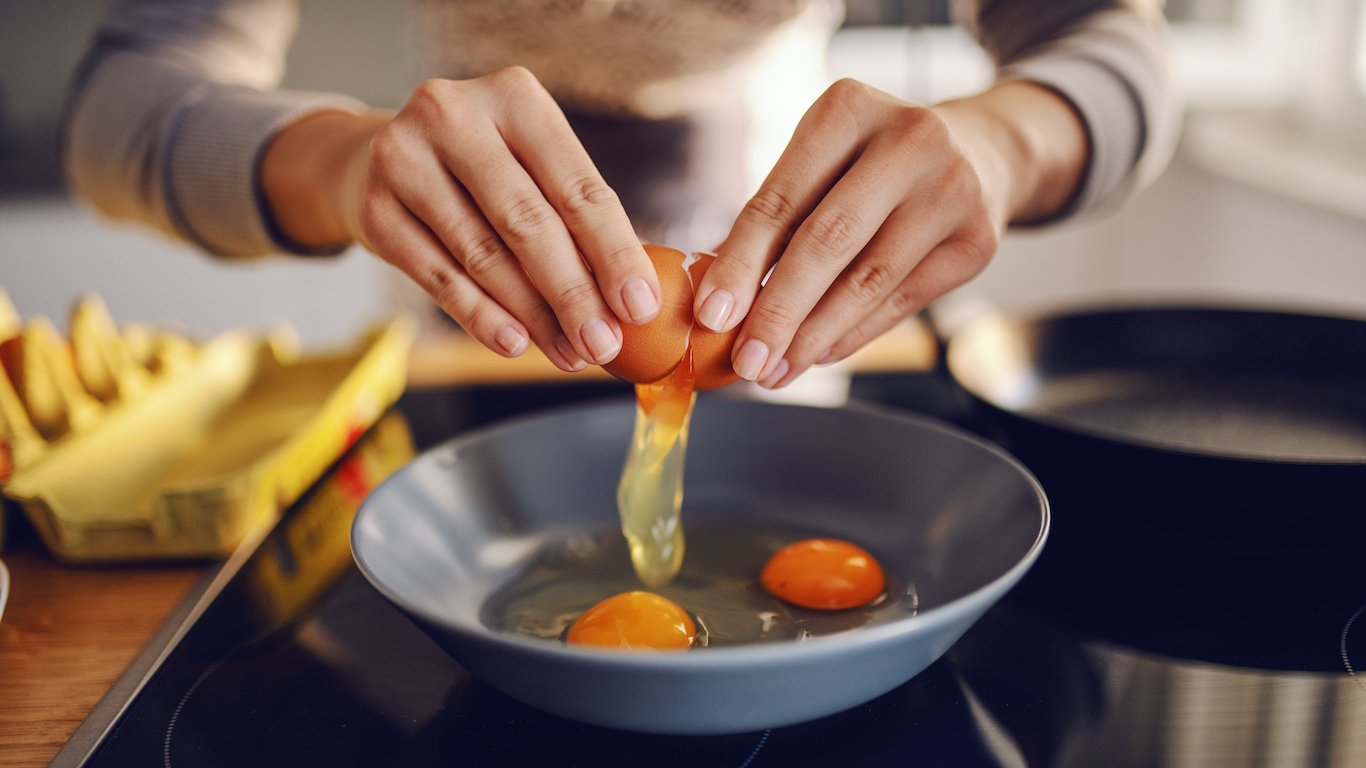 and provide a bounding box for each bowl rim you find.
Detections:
[351,397,1050,669]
